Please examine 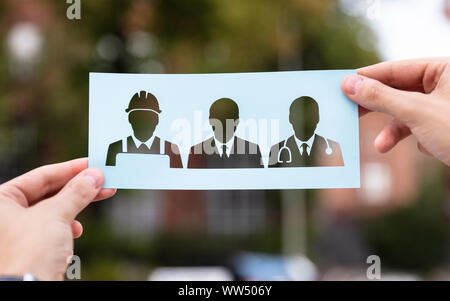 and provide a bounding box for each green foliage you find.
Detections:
[1,0,382,279]
[363,168,450,274]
